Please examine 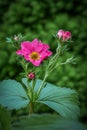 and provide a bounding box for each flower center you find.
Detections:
[29,52,40,60]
